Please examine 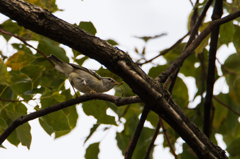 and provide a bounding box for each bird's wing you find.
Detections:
[69,63,102,80]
